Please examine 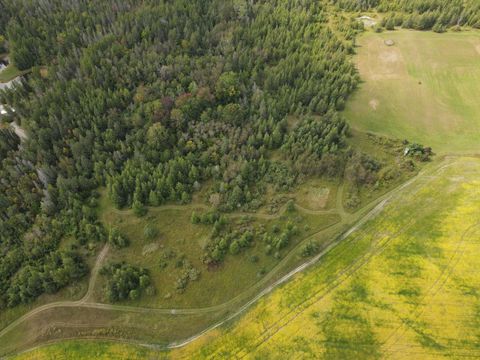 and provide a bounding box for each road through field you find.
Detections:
[0,156,457,357]
[169,155,480,359]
